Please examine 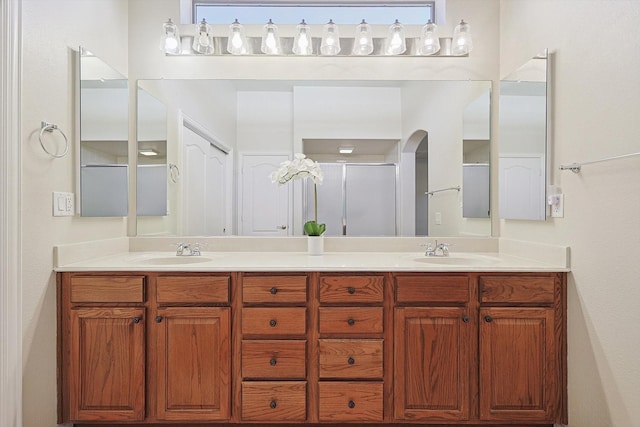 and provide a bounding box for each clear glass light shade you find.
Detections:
[419,20,440,55]
[320,19,341,55]
[352,19,374,55]
[161,18,181,55]
[261,19,282,55]
[292,19,313,55]
[227,19,248,54]
[192,18,214,54]
[452,19,473,55]
[386,19,406,55]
